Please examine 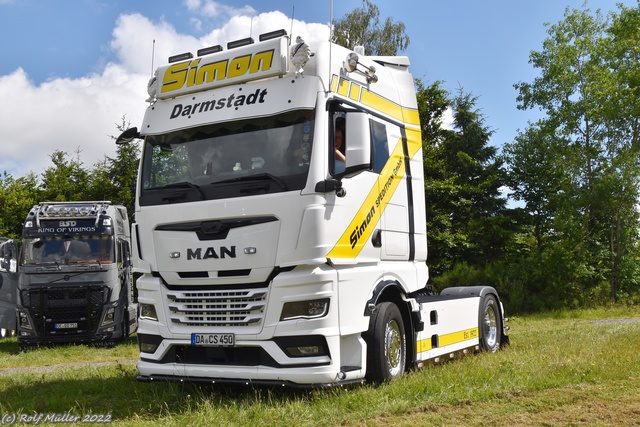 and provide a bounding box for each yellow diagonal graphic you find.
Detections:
[327,139,406,259]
